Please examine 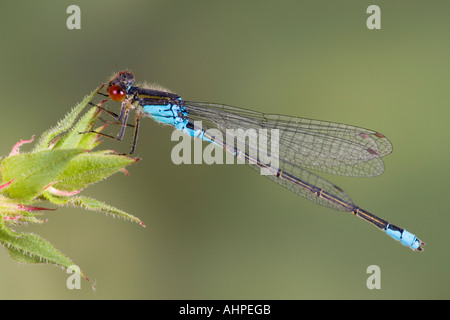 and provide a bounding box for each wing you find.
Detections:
[184,101,392,178]
[183,101,392,211]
